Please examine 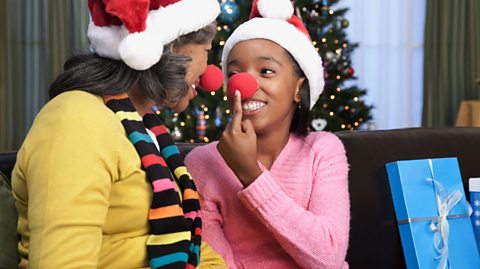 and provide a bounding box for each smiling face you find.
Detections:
[163,41,213,112]
[226,39,305,135]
